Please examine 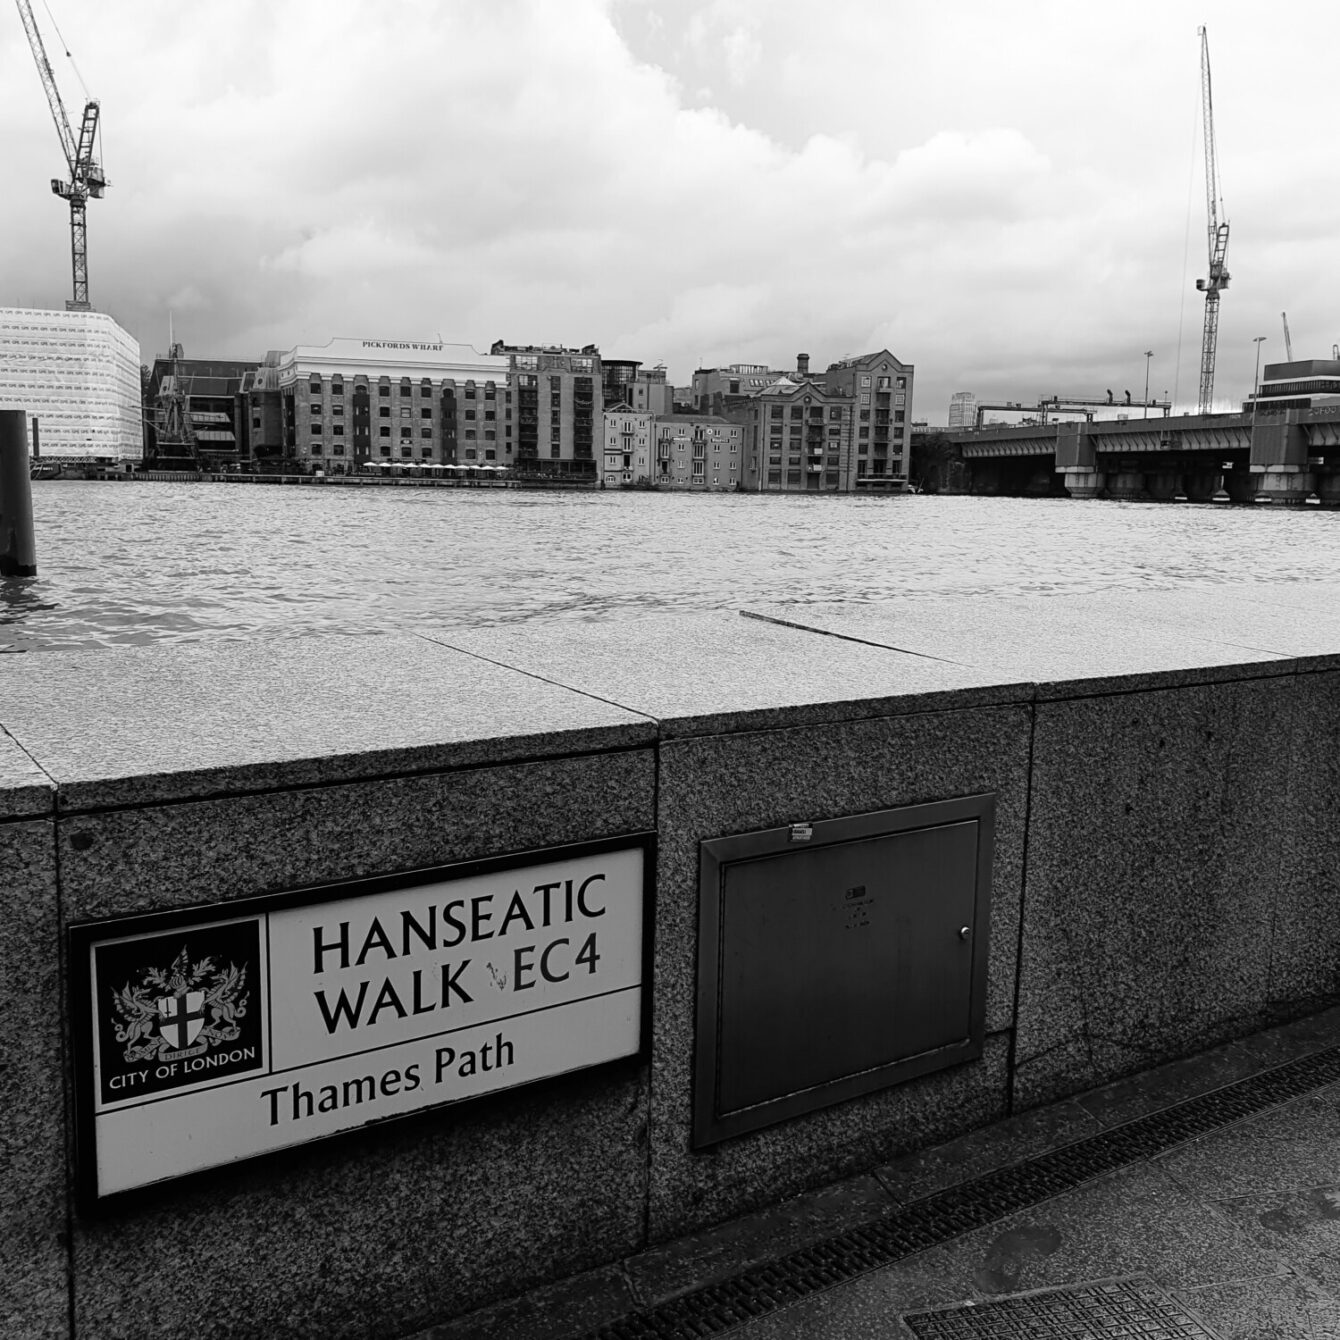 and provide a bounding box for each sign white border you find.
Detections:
[71,838,649,1206]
